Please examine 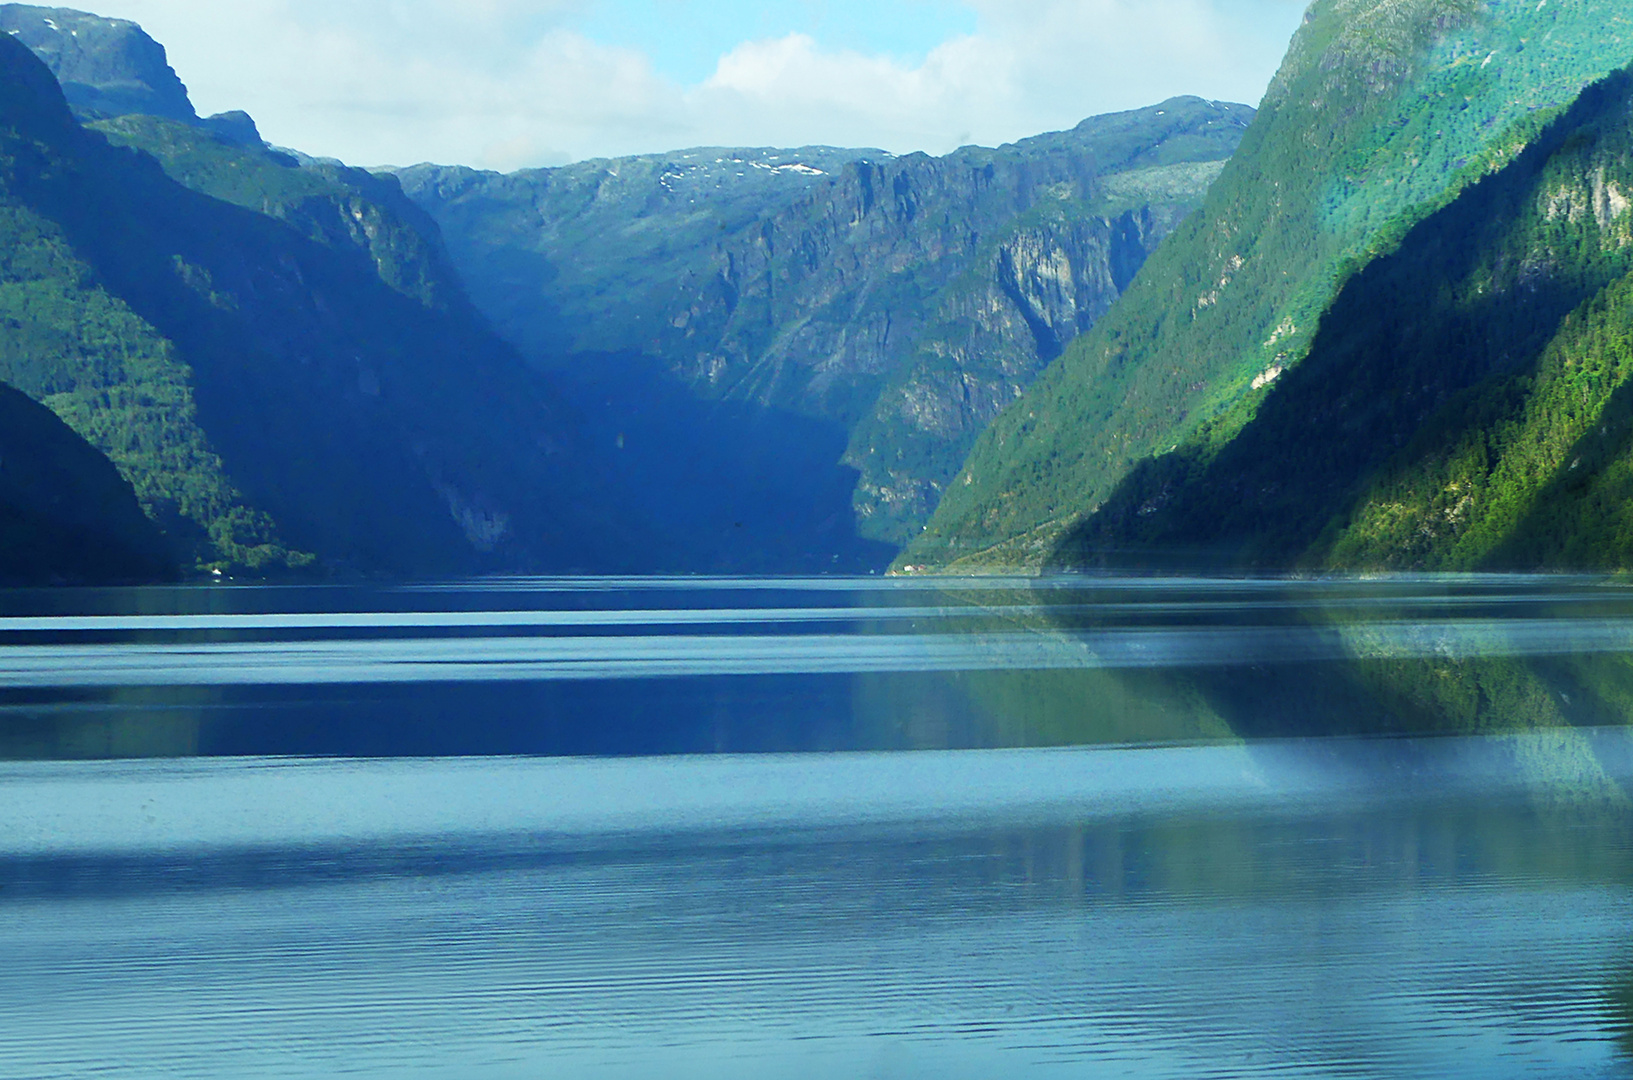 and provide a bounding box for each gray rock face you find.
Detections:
[398,98,1252,548]
[0,4,195,122]
[849,197,1202,540]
